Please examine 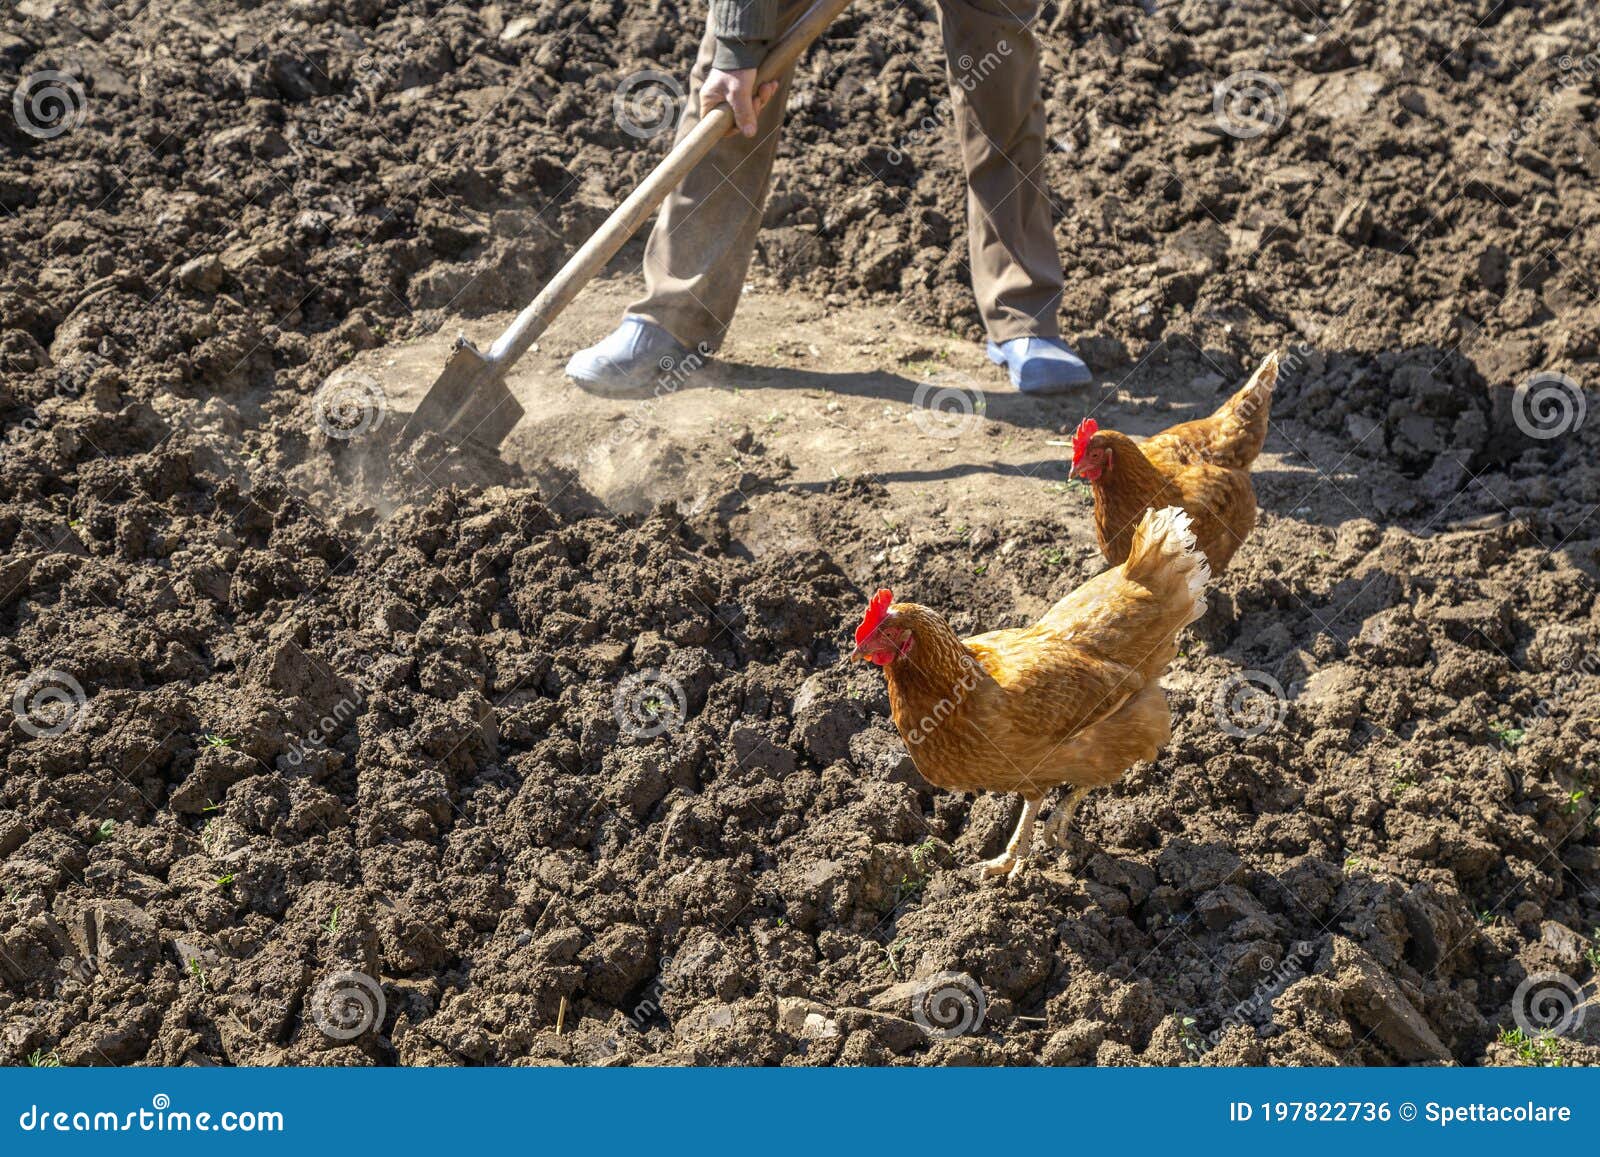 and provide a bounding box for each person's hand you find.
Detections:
[702,67,779,138]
